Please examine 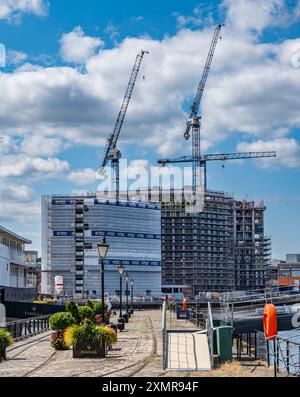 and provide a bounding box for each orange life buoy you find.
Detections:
[183,298,187,311]
[263,304,278,340]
